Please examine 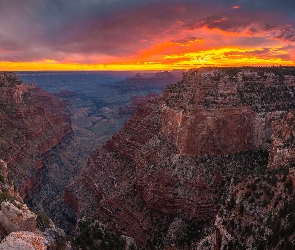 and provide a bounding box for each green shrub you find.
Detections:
[33,210,51,231]
[0,191,14,204]
[72,218,126,250]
